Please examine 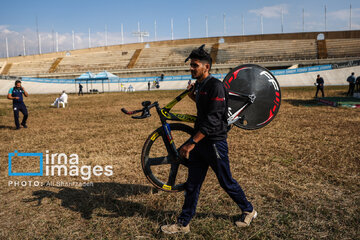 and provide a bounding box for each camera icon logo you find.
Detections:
[8,150,43,176]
